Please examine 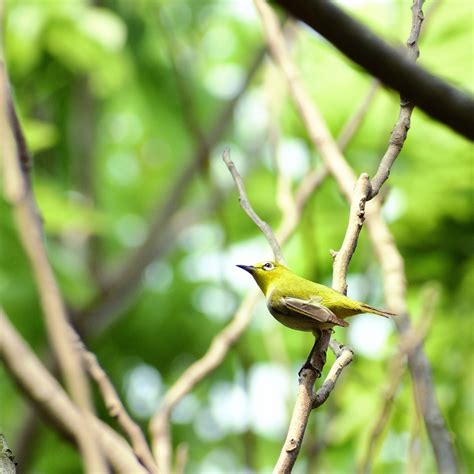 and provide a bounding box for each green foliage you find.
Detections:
[0,1,472,473]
